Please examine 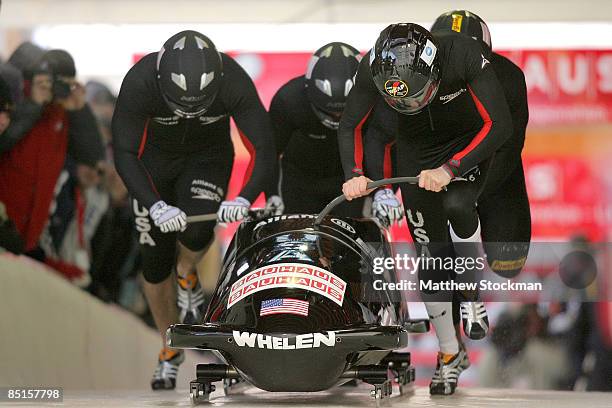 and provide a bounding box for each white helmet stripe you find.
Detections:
[315,79,332,97]
[173,36,186,50]
[340,45,358,58]
[156,46,166,70]
[319,45,334,58]
[305,55,319,79]
[200,71,214,90]
[344,78,354,96]
[195,36,209,49]
[480,22,491,48]
[171,73,187,91]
